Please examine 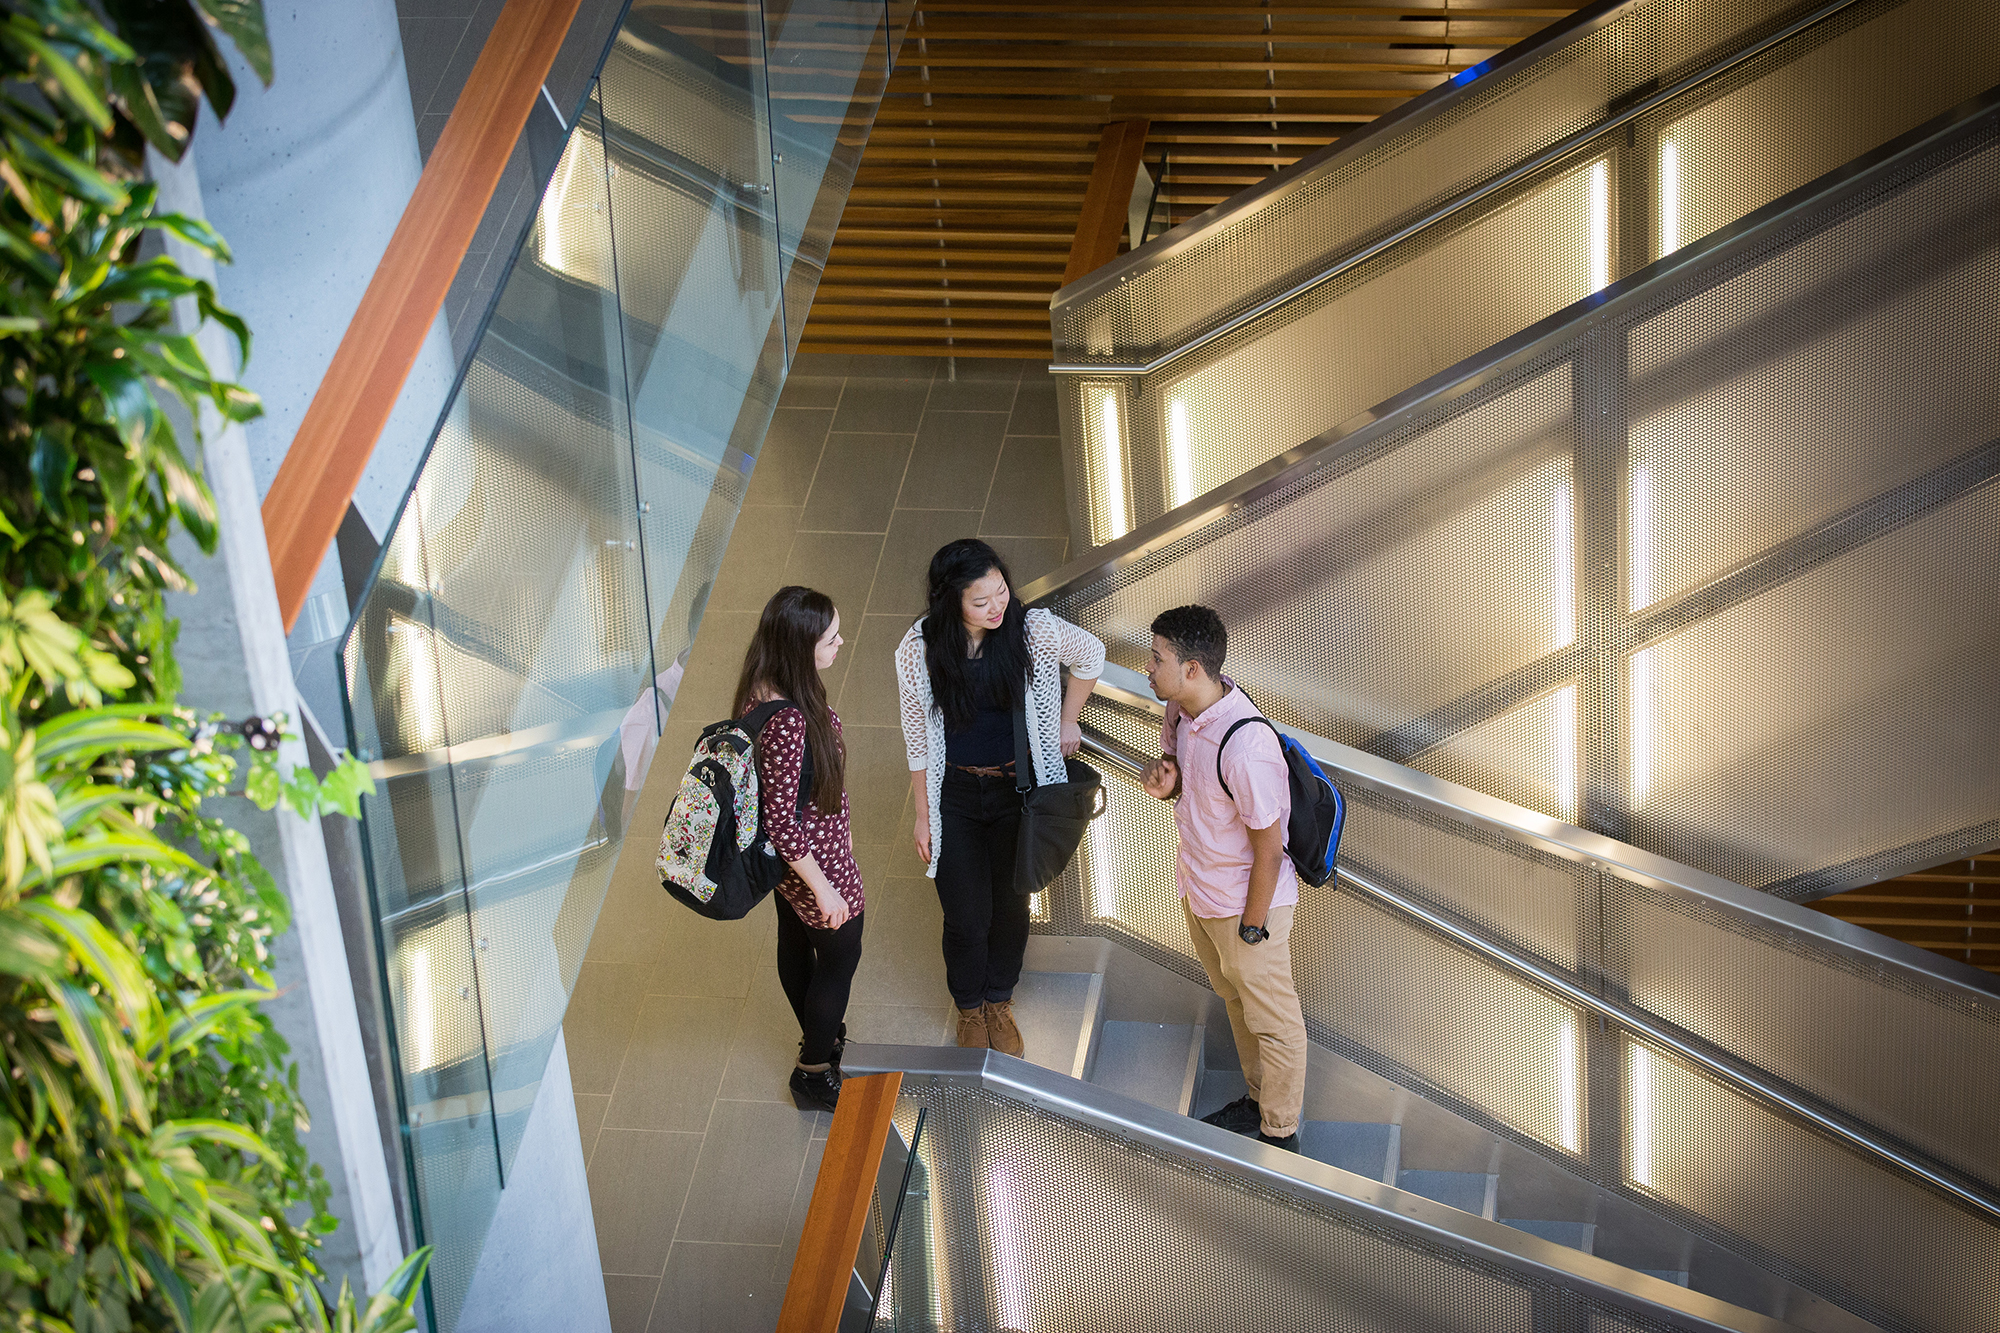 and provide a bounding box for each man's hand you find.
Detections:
[1142,756,1181,801]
